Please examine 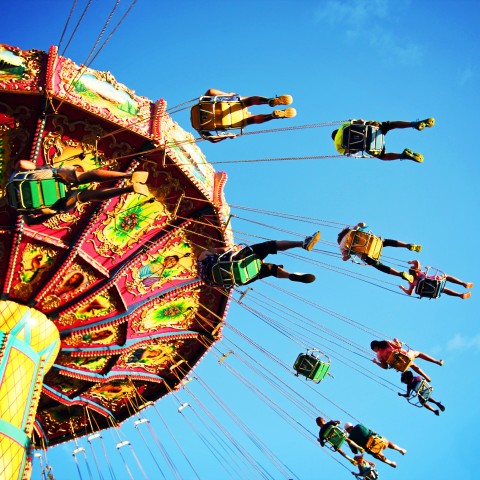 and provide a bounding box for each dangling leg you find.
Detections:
[381,120,434,131]
[415,351,443,366]
[442,287,471,299]
[275,232,320,252]
[77,169,129,184]
[410,363,431,382]
[383,239,422,252]
[274,240,303,250]
[375,152,404,161]
[387,441,407,455]
[372,452,396,468]
[246,109,297,125]
[336,448,355,464]
[445,275,473,289]
[275,265,315,284]
[76,186,136,204]
[241,96,270,107]
[364,257,413,281]
[422,402,440,415]
[429,397,445,412]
